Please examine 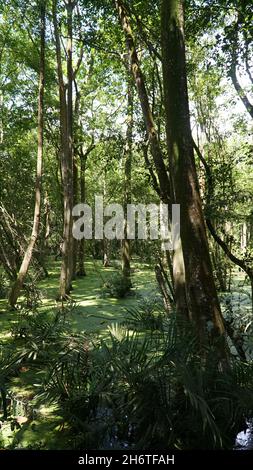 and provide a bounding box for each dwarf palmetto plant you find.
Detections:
[95,314,253,449]
[12,300,253,450]
[32,332,110,449]
[124,295,164,331]
[0,345,28,420]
